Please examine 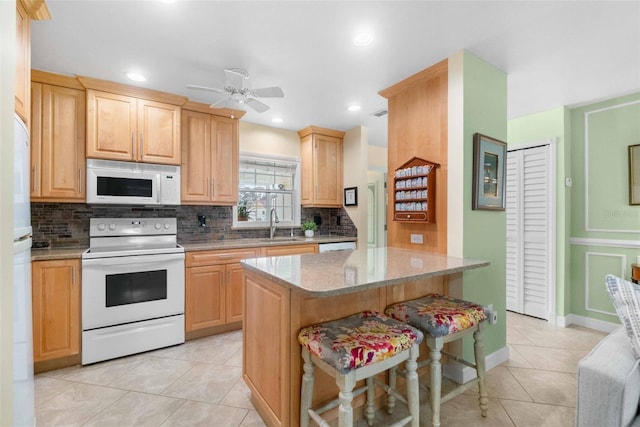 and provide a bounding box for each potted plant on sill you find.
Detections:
[237,192,255,221]
[301,220,318,238]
